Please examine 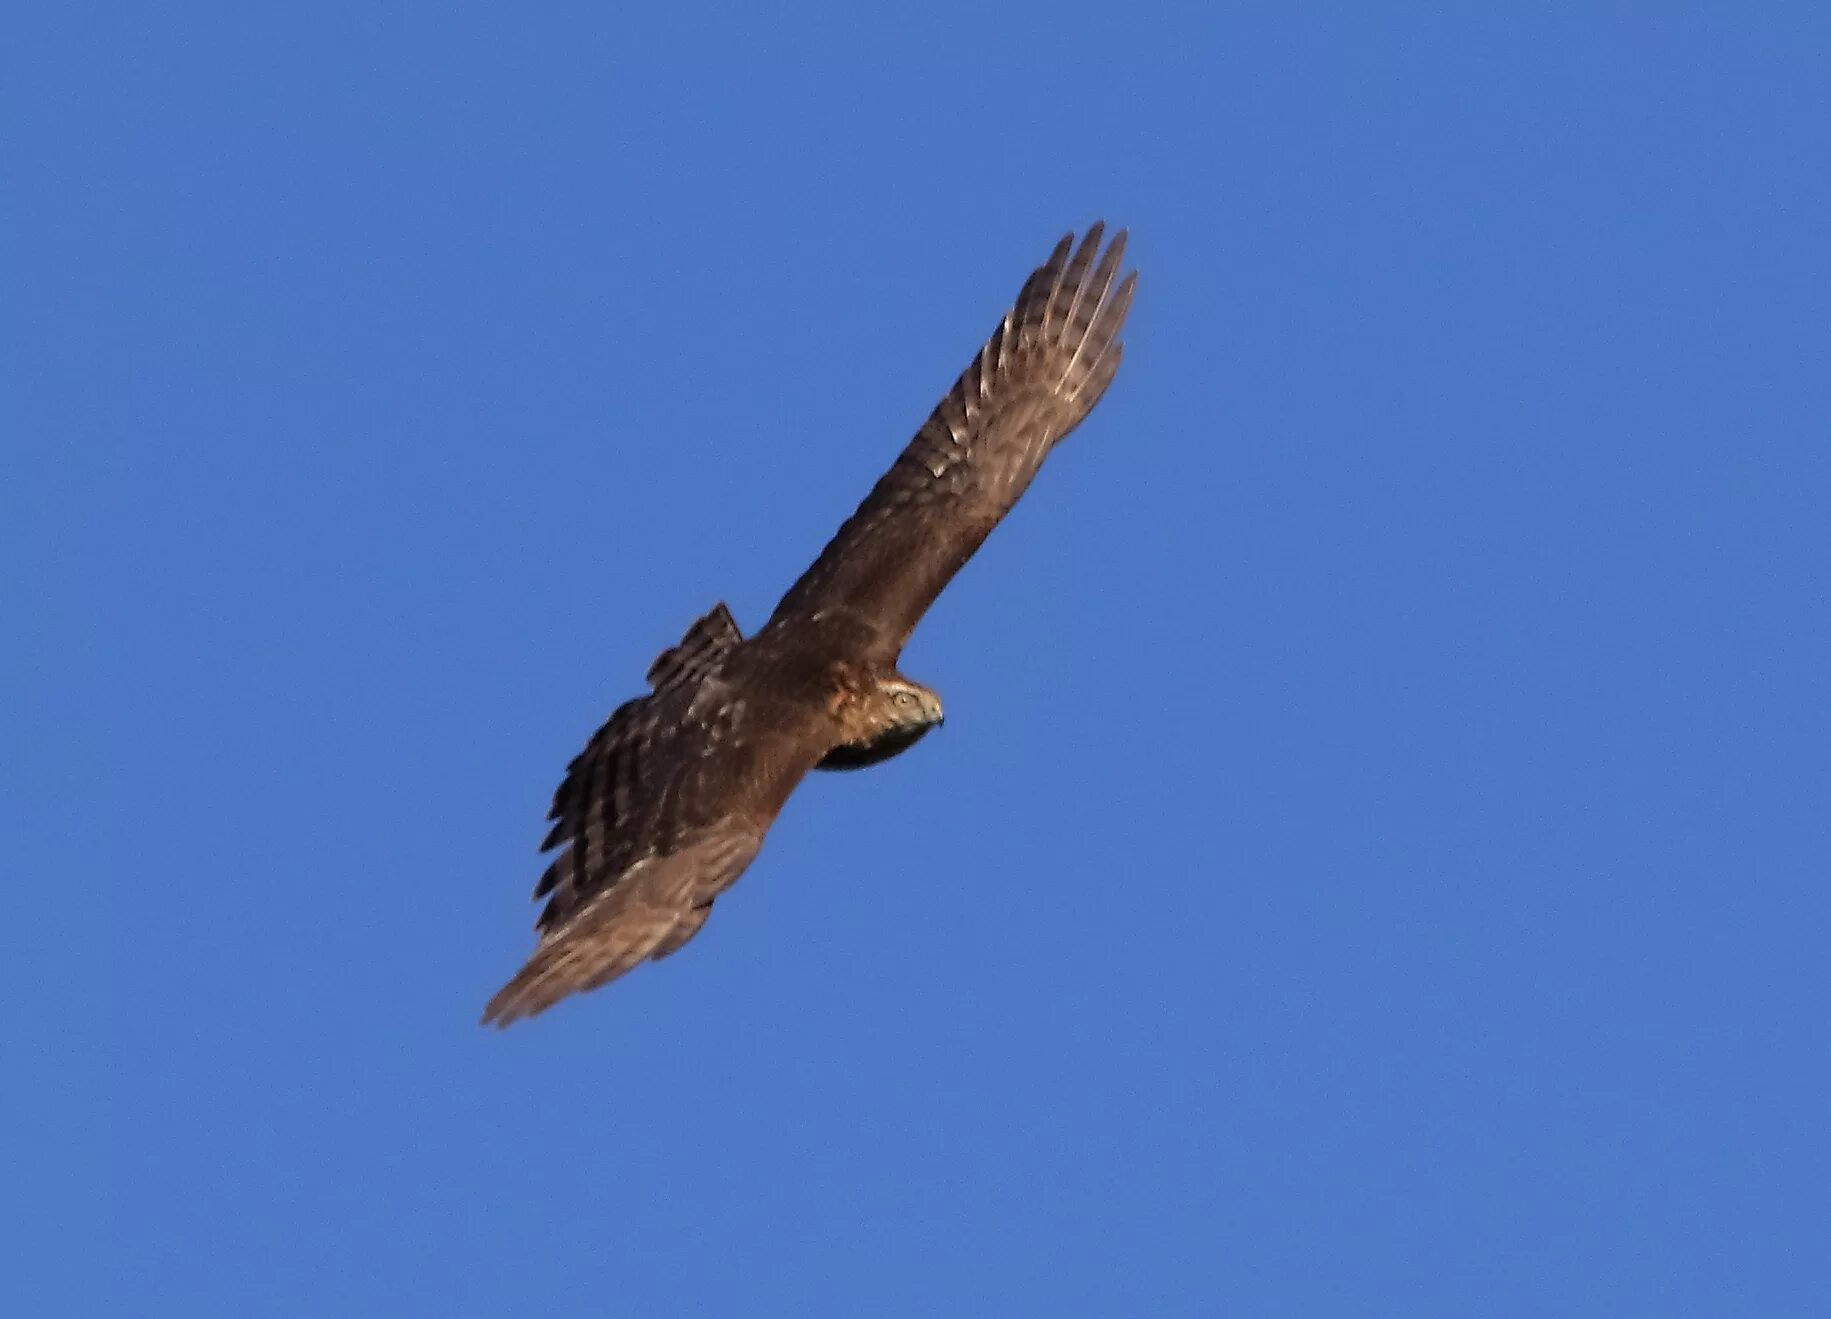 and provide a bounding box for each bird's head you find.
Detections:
[820,674,945,770]
[876,676,945,732]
